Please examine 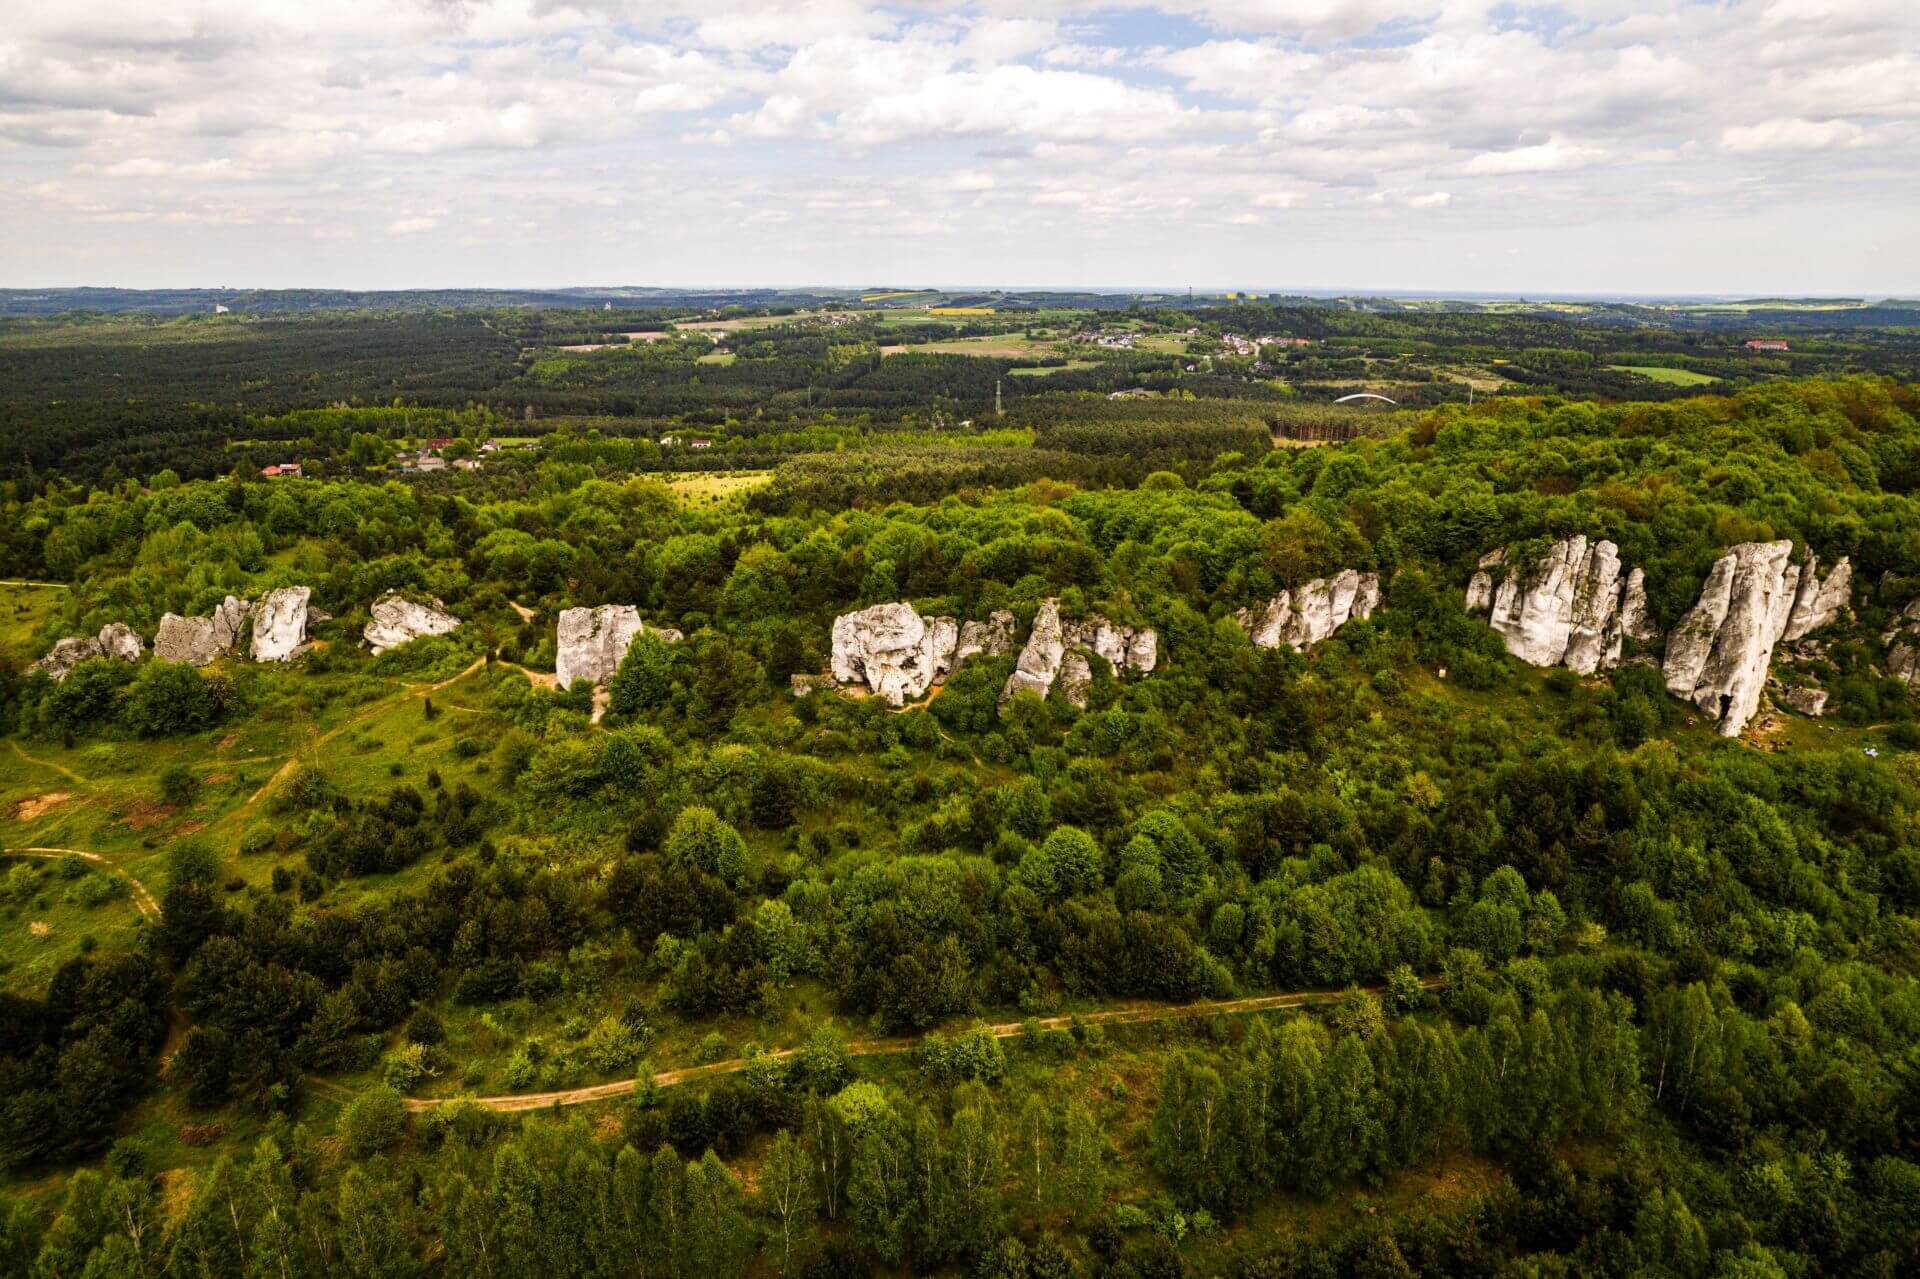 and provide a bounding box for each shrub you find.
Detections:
[339,1085,408,1158]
